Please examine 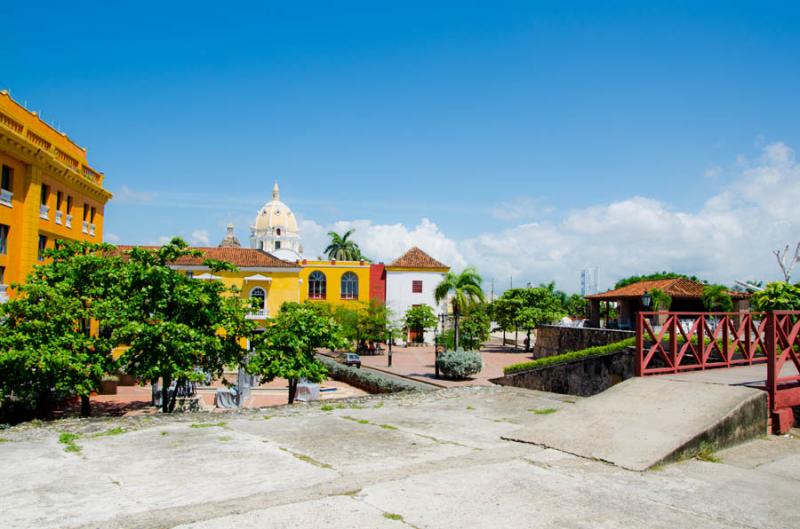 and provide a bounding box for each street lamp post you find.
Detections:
[387,327,393,368]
